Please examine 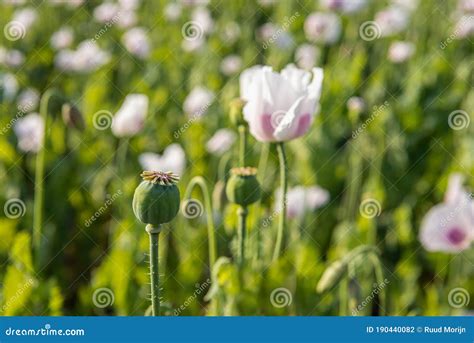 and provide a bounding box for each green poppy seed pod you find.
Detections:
[132,171,181,226]
[62,103,85,131]
[229,98,247,127]
[225,167,261,207]
[316,260,348,294]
